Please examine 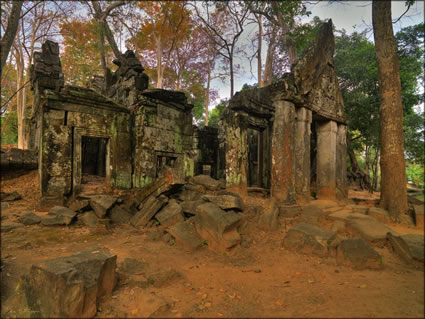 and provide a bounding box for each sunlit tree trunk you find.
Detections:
[156,34,163,88]
[255,13,263,88]
[263,26,277,86]
[0,0,23,76]
[372,0,408,218]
